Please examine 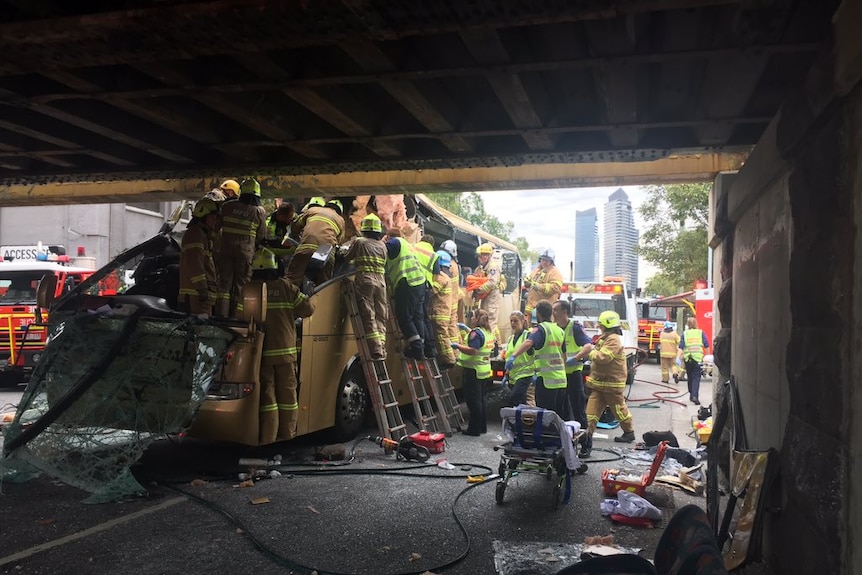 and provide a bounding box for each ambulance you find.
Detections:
[559,276,640,386]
